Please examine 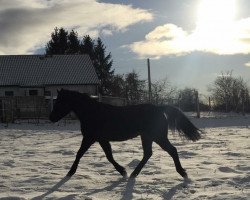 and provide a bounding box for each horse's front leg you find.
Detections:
[67,137,94,177]
[99,140,127,177]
